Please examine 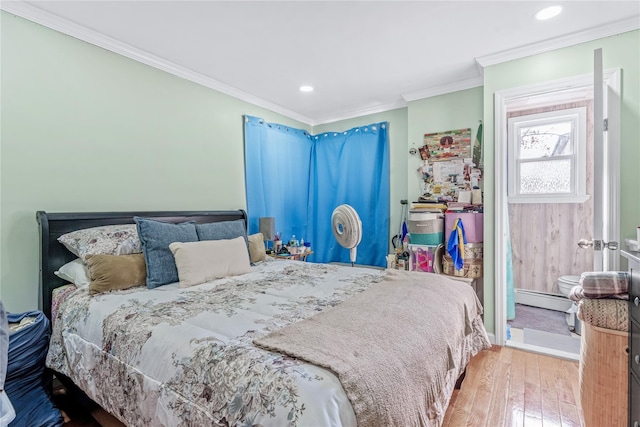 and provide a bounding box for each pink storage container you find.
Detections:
[444,212,484,243]
[408,244,438,273]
